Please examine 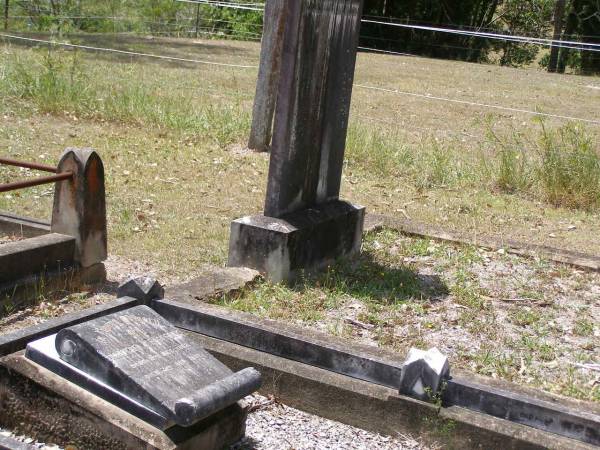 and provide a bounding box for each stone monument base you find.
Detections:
[228,200,365,283]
